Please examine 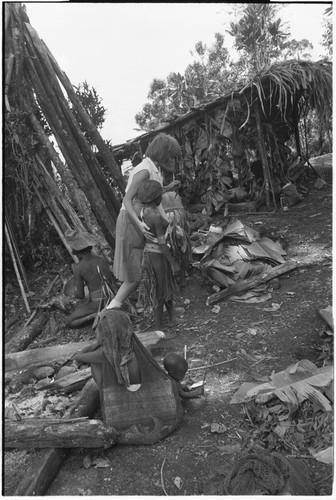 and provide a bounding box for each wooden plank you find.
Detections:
[12,378,100,496]
[5,418,117,449]
[5,331,163,372]
[5,341,93,372]
[37,367,92,391]
[206,260,298,306]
